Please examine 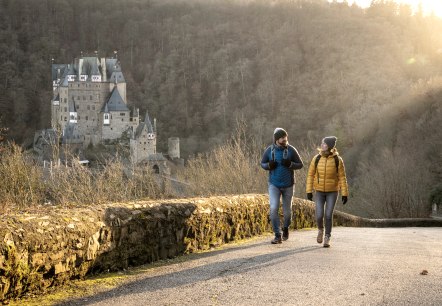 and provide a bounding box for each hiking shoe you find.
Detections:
[317,229,324,244]
[271,234,282,244]
[323,235,330,248]
[282,227,289,241]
